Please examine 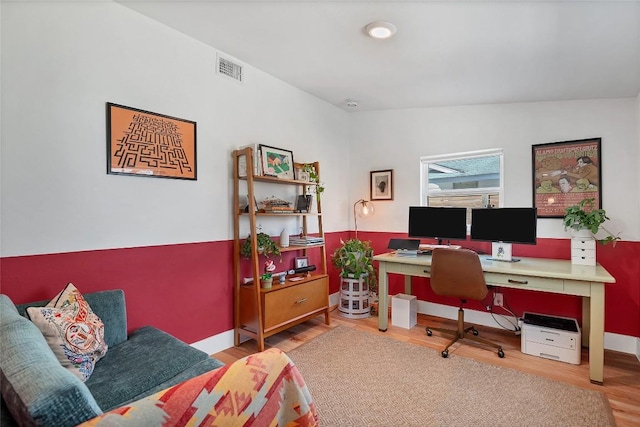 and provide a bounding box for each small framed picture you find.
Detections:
[259,144,294,179]
[370,169,393,201]
[294,256,309,269]
[295,194,312,213]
